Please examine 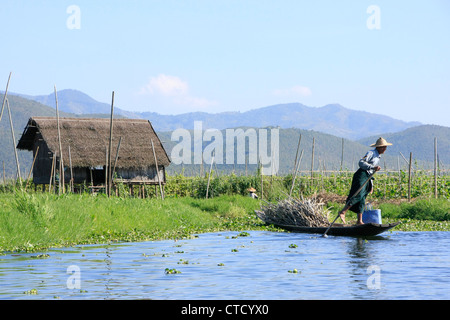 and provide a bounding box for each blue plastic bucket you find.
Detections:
[362,209,382,224]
